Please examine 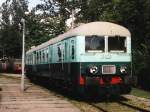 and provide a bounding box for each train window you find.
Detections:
[37,52,39,63]
[65,43,67,60]
[72,46,75,59]
[28,56,29,64]
[39,51,41,63]
[30,55,32,64]
[44,49,46,62]
[29,55,31,64]
[62,45,64,61]
[31,54,33,64]
[58,46,61,61]
[71,40,75,59]
[43,50,45,62]
[46,48,49,62]
[34,51,36,64]
[28,55,29,64]
[49,47,52,62]
[85,36,104,52]
[31,55,32,64]
[29,55,30,64]
[108,36,126,52]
